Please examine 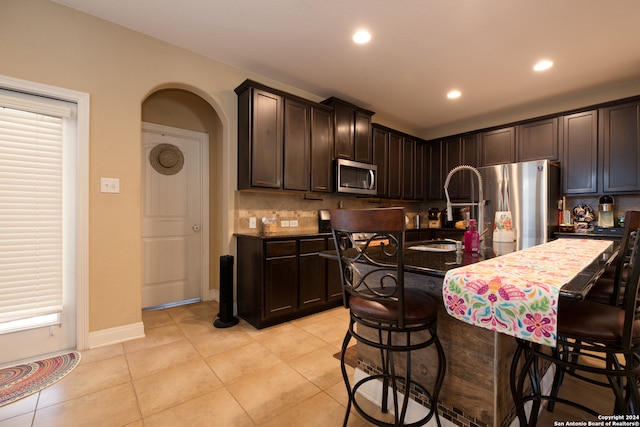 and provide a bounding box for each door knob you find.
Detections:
[192,224,201,232]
